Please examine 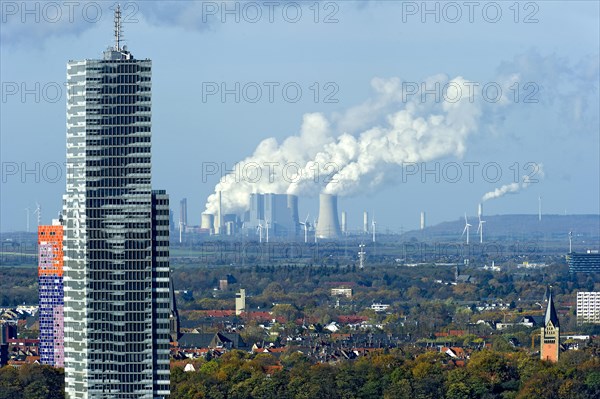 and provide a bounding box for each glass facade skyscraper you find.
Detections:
[63,20,170,398]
